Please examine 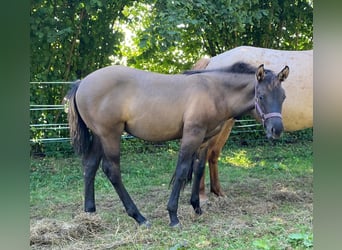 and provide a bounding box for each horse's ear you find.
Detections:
[278,66,289,82]
[256,64,265,82]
